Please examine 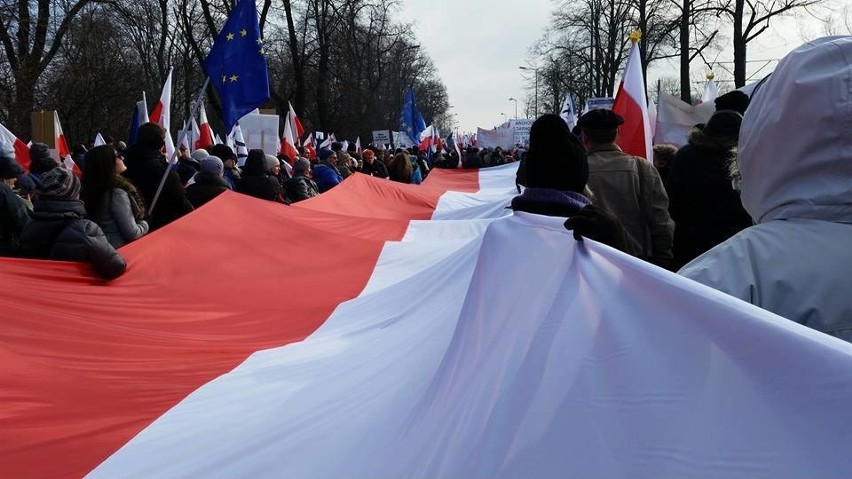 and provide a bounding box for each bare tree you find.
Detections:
[722,0,822,87]
[0,0,96,136]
